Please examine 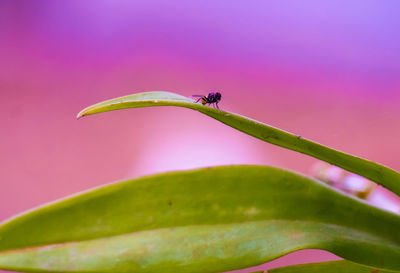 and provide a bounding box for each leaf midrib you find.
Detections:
[1,219,398,254]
